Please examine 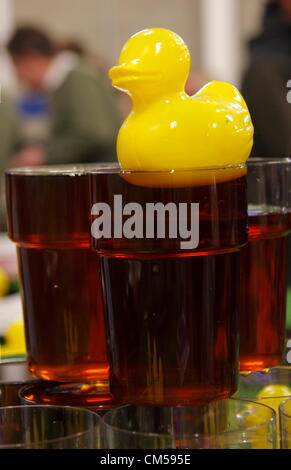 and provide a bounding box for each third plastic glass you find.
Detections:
[240,158,291,373]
